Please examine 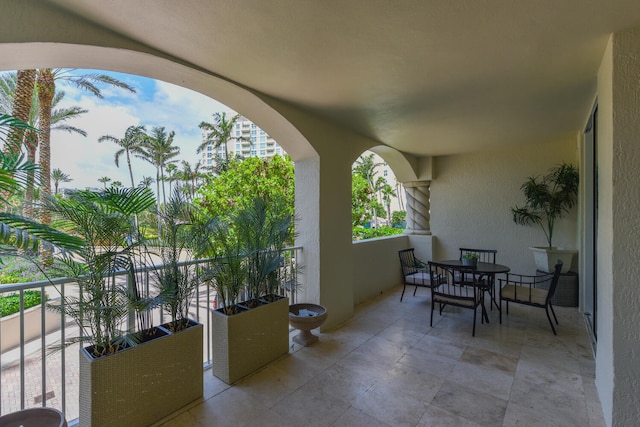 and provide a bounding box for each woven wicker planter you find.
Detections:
[212,295,289,384]
[79,320,203,427]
